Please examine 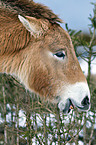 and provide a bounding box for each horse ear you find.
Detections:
[18,15,48,38]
